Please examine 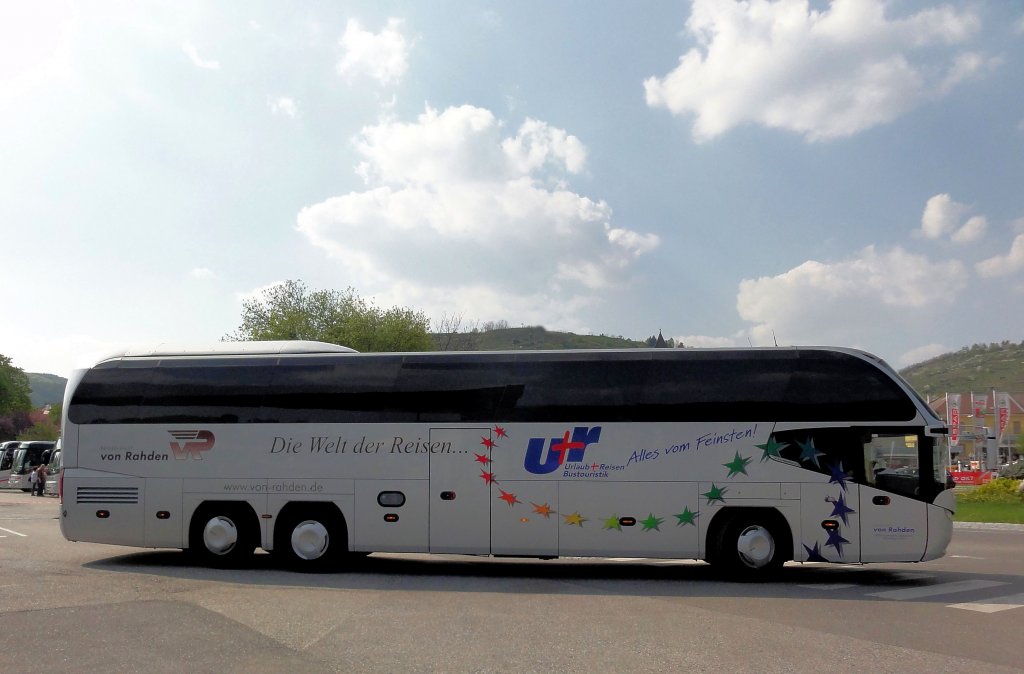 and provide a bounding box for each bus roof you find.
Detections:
[94,341,355,363]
